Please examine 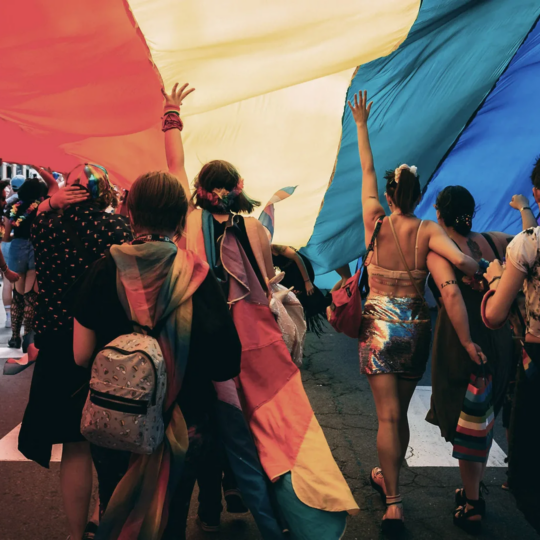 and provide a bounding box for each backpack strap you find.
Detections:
[388,216,427,303]
[244,216,276,282]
